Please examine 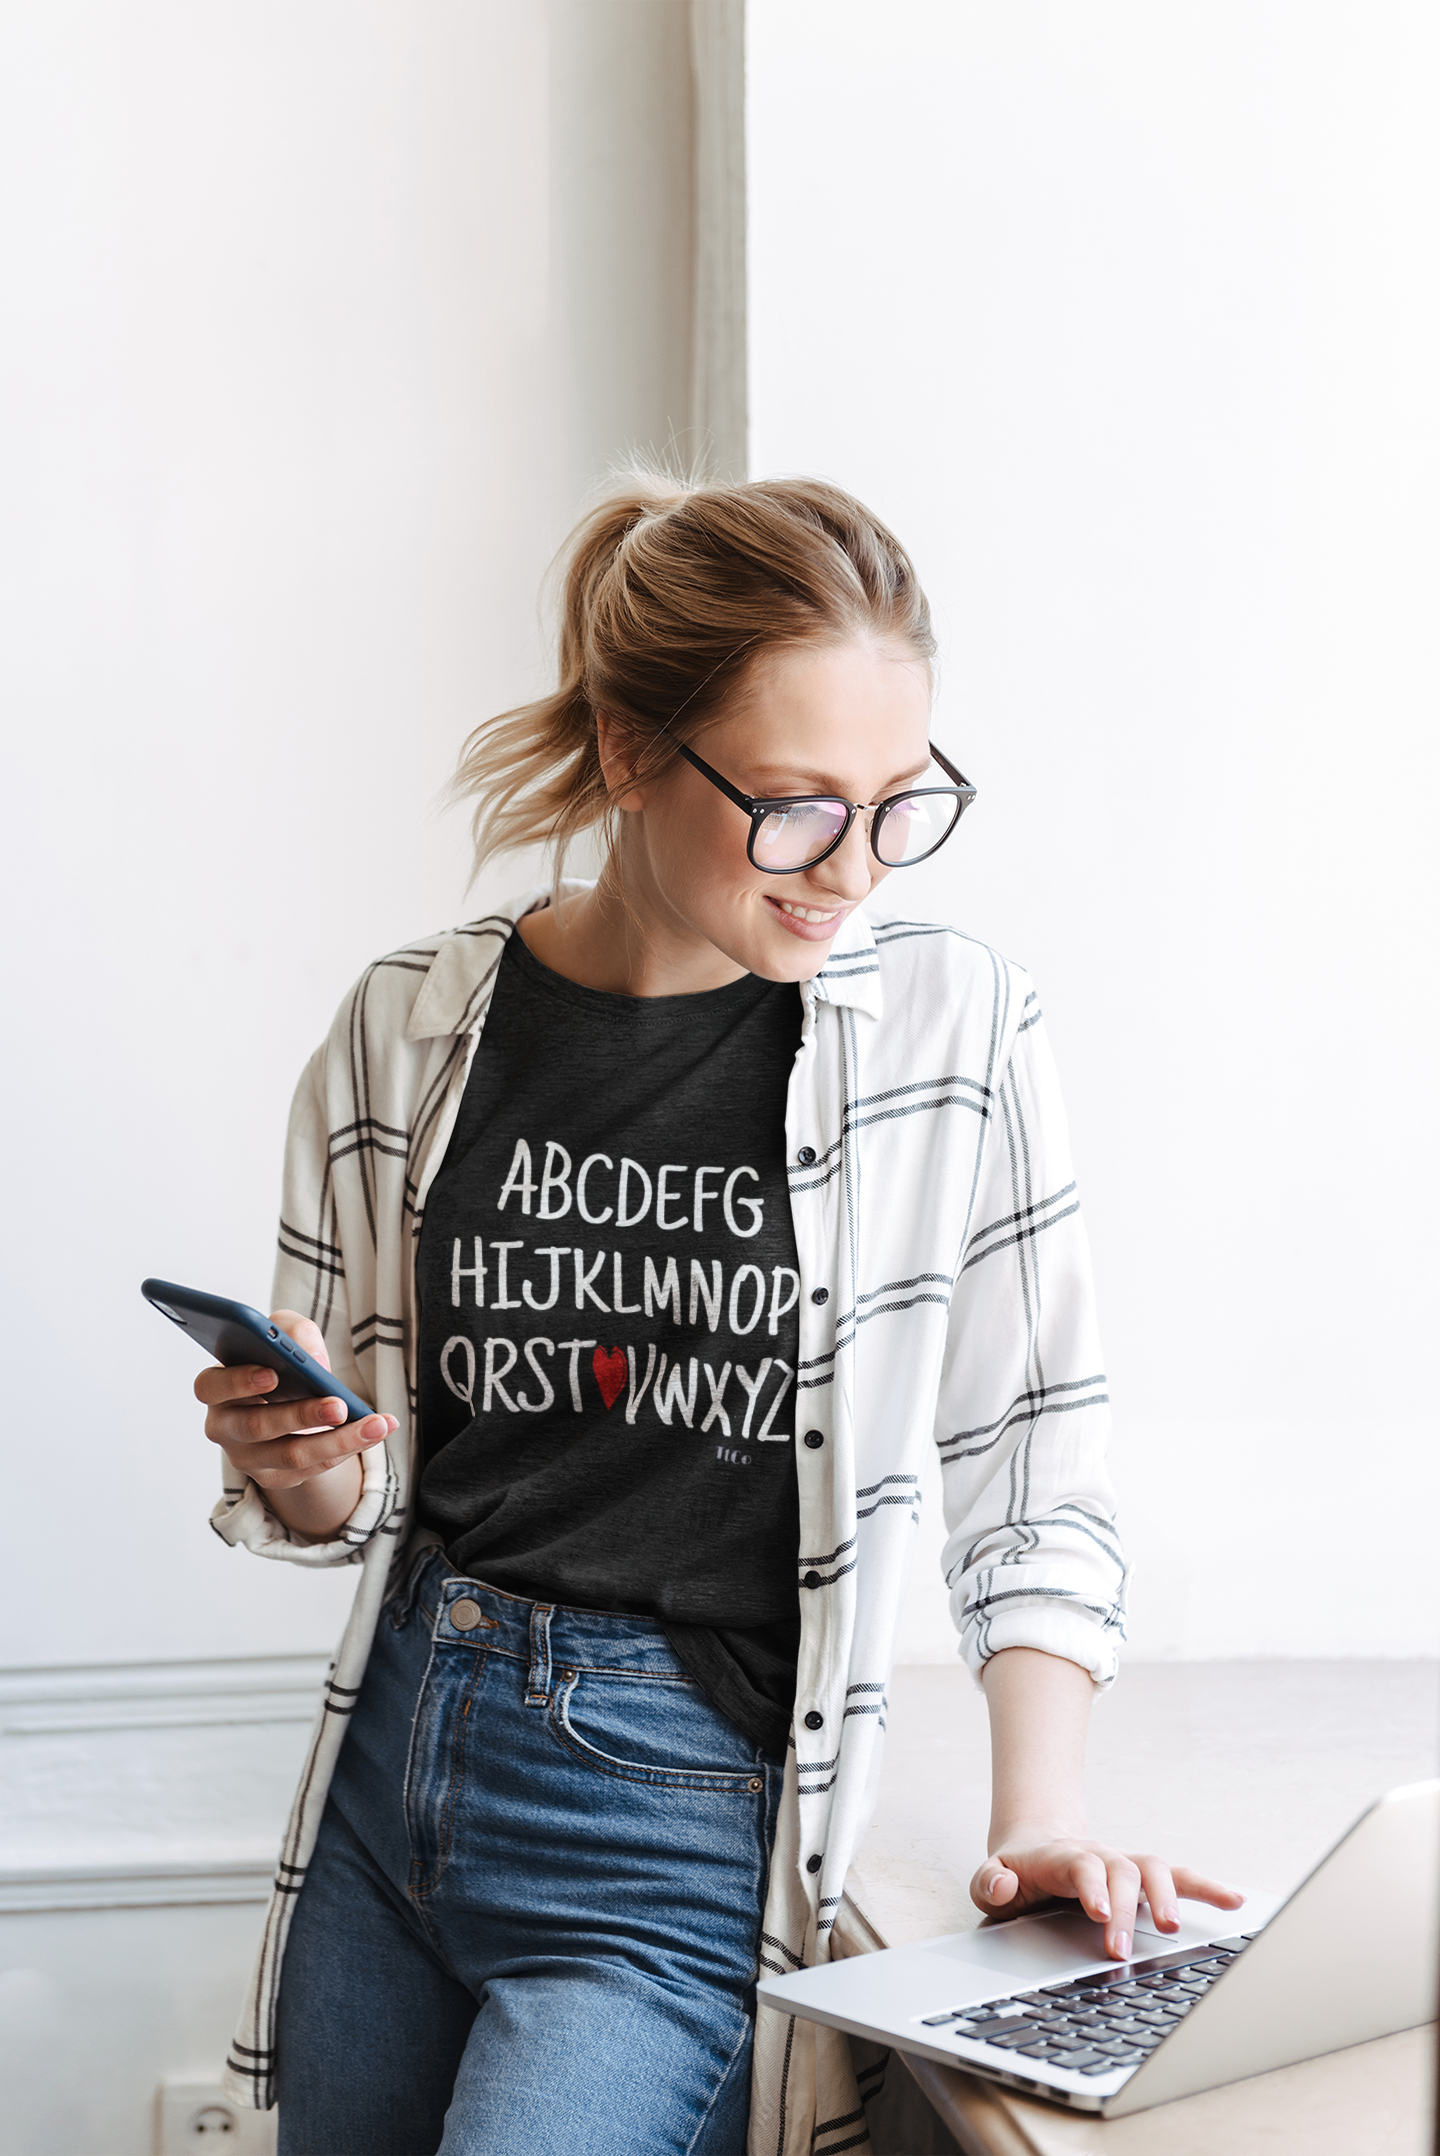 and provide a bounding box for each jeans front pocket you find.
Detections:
[550,1668,768,1794]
